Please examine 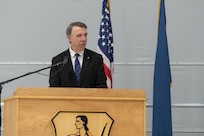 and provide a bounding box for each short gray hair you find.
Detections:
[66,22,87,36]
